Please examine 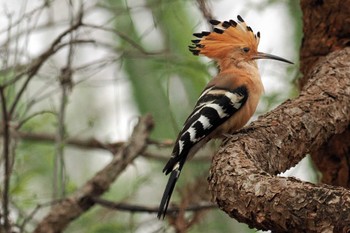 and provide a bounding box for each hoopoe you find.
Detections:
[157,15,293,219]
